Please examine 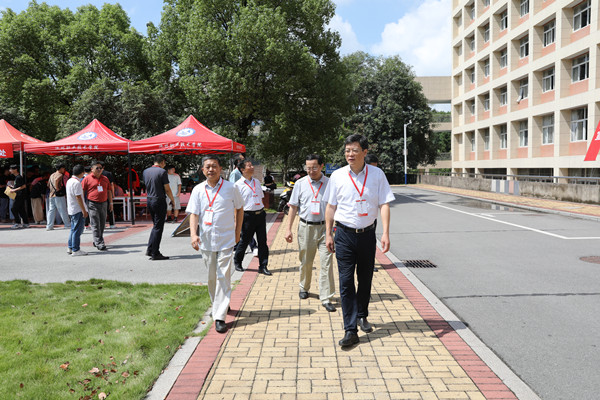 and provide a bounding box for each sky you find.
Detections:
[1,0,451,76]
